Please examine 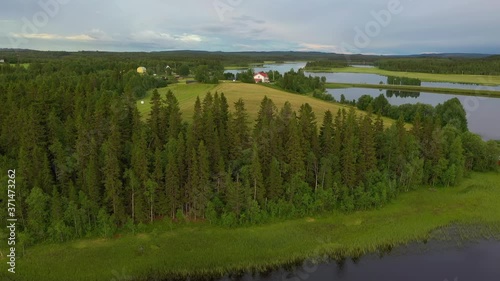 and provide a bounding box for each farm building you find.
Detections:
[254,72,270,83]
[137,66,147,74]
